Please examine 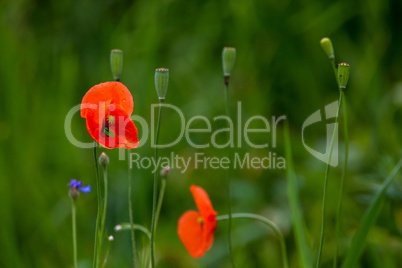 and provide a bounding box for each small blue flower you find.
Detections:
[69,179,91,193]
[69,179,91,201]
[79,185,92,193]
